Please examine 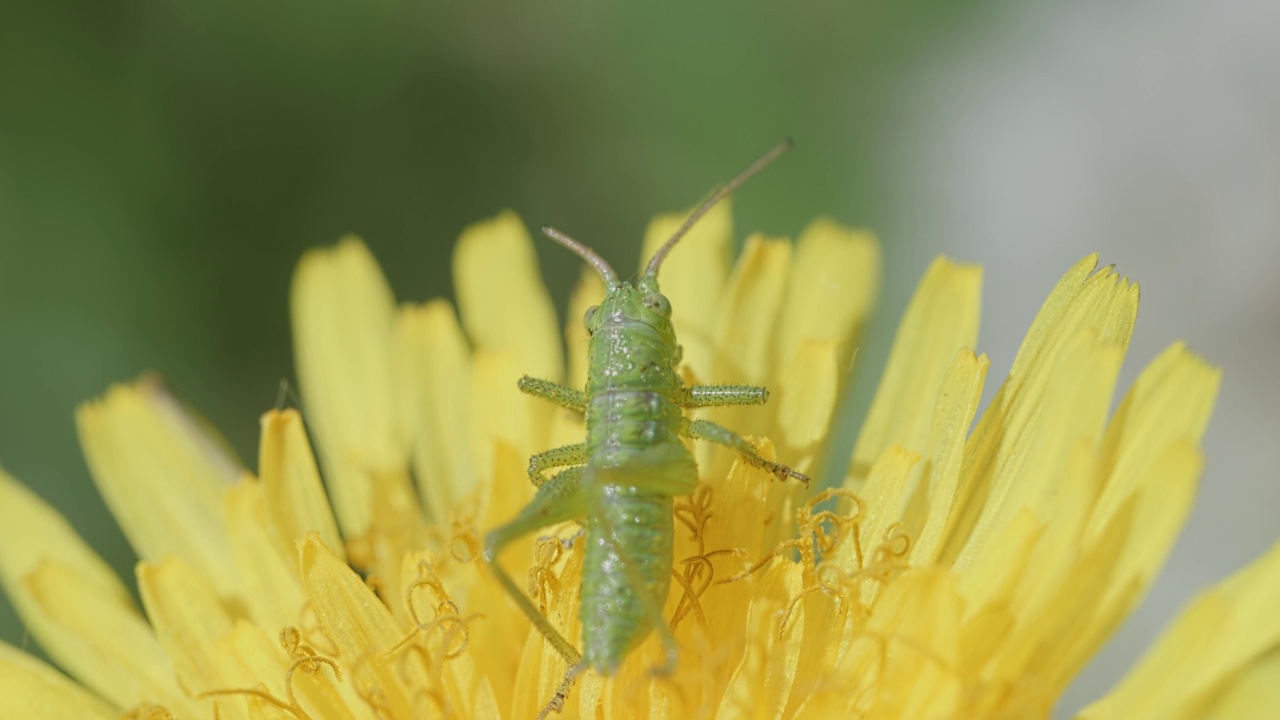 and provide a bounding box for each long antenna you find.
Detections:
[540,225,620,287]
[643,138,794,279]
